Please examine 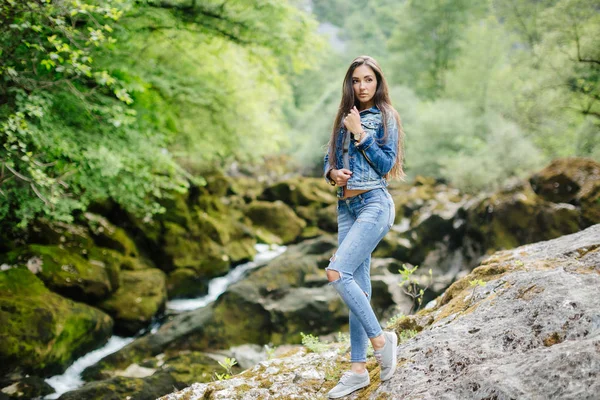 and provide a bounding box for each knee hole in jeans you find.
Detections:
[326,269,341,283]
